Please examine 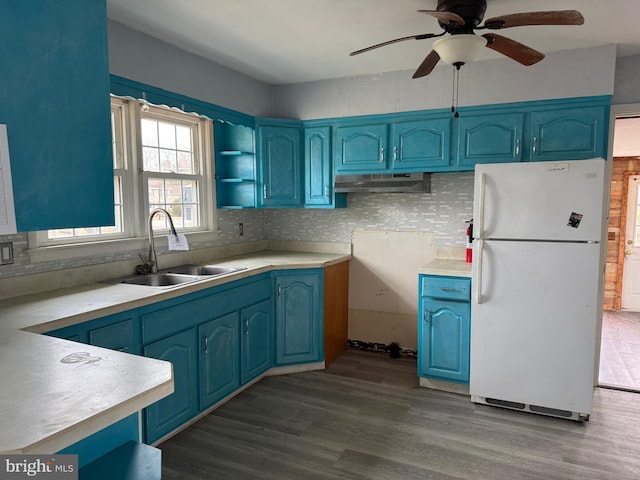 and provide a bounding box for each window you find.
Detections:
[29,96,217,259]
[140,107,204,231]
